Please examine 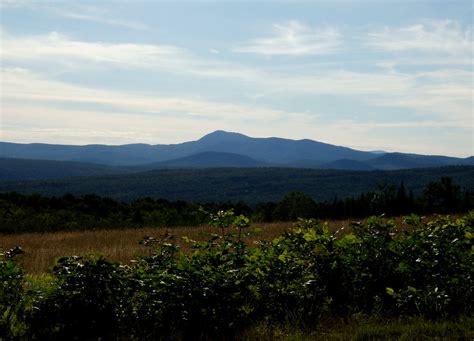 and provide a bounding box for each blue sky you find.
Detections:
[0,0,472,156]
